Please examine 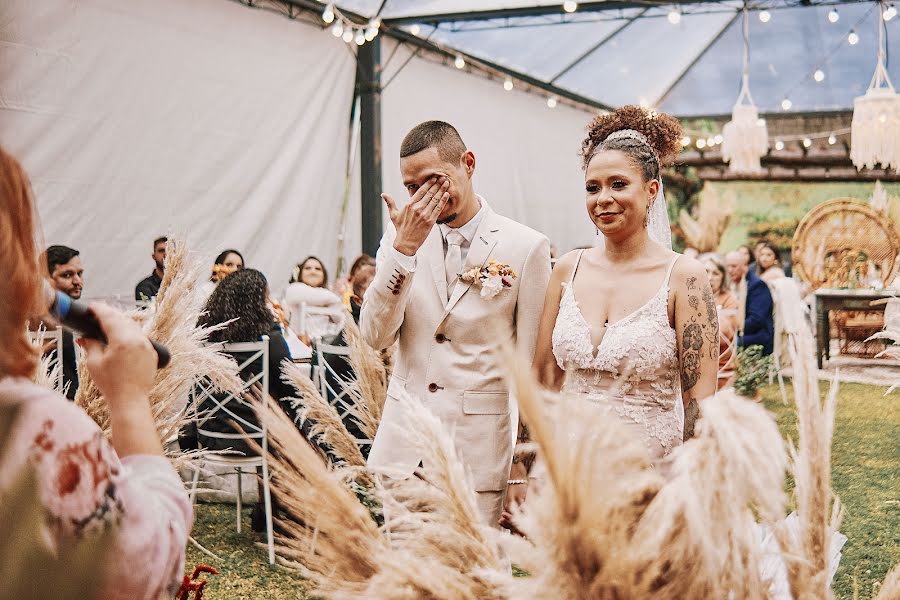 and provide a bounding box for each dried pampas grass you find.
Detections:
[504,355,787,600]
[255,389,513,600]
[341,318,387,439]
[777,329,843,600]
[678,183,734,253]
[28,326,68,396]
[75,239,242,443]
[249,394,386,597]
[281,361,367,471]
